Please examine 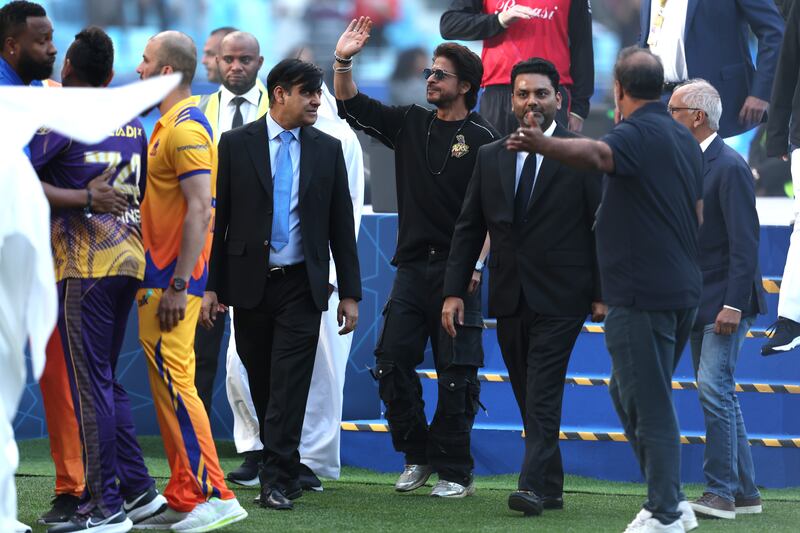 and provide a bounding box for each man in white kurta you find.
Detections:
[224,83,364,484]
[0,75,179,533]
